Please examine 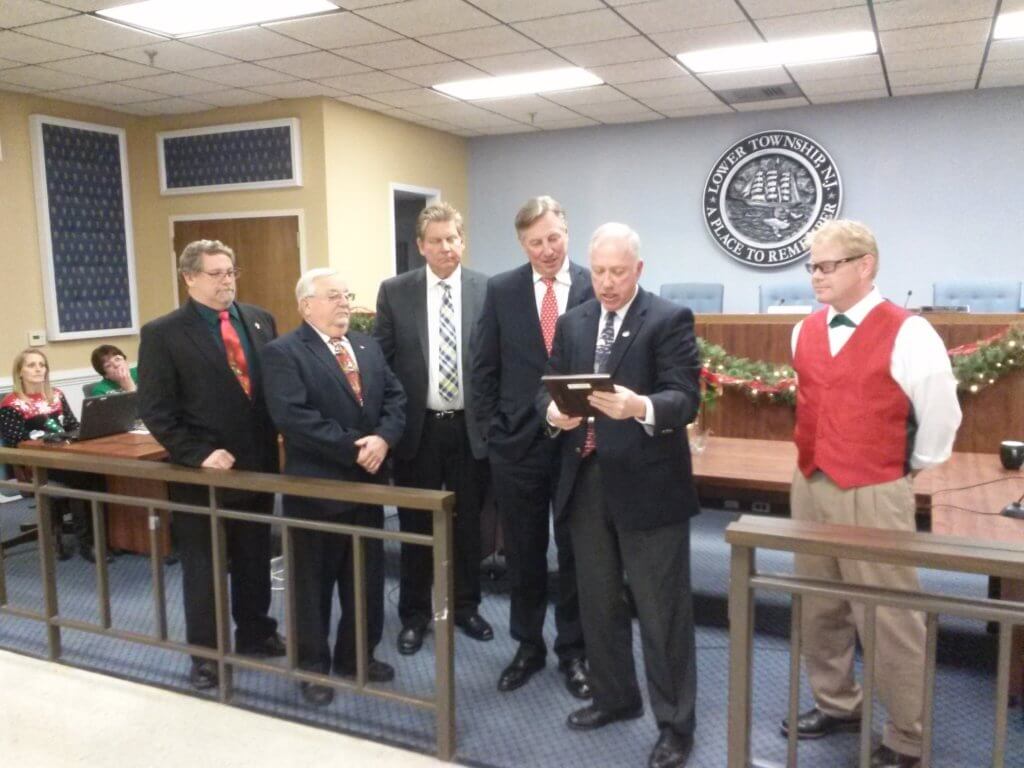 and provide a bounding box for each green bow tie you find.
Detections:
[829,313,857,329]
